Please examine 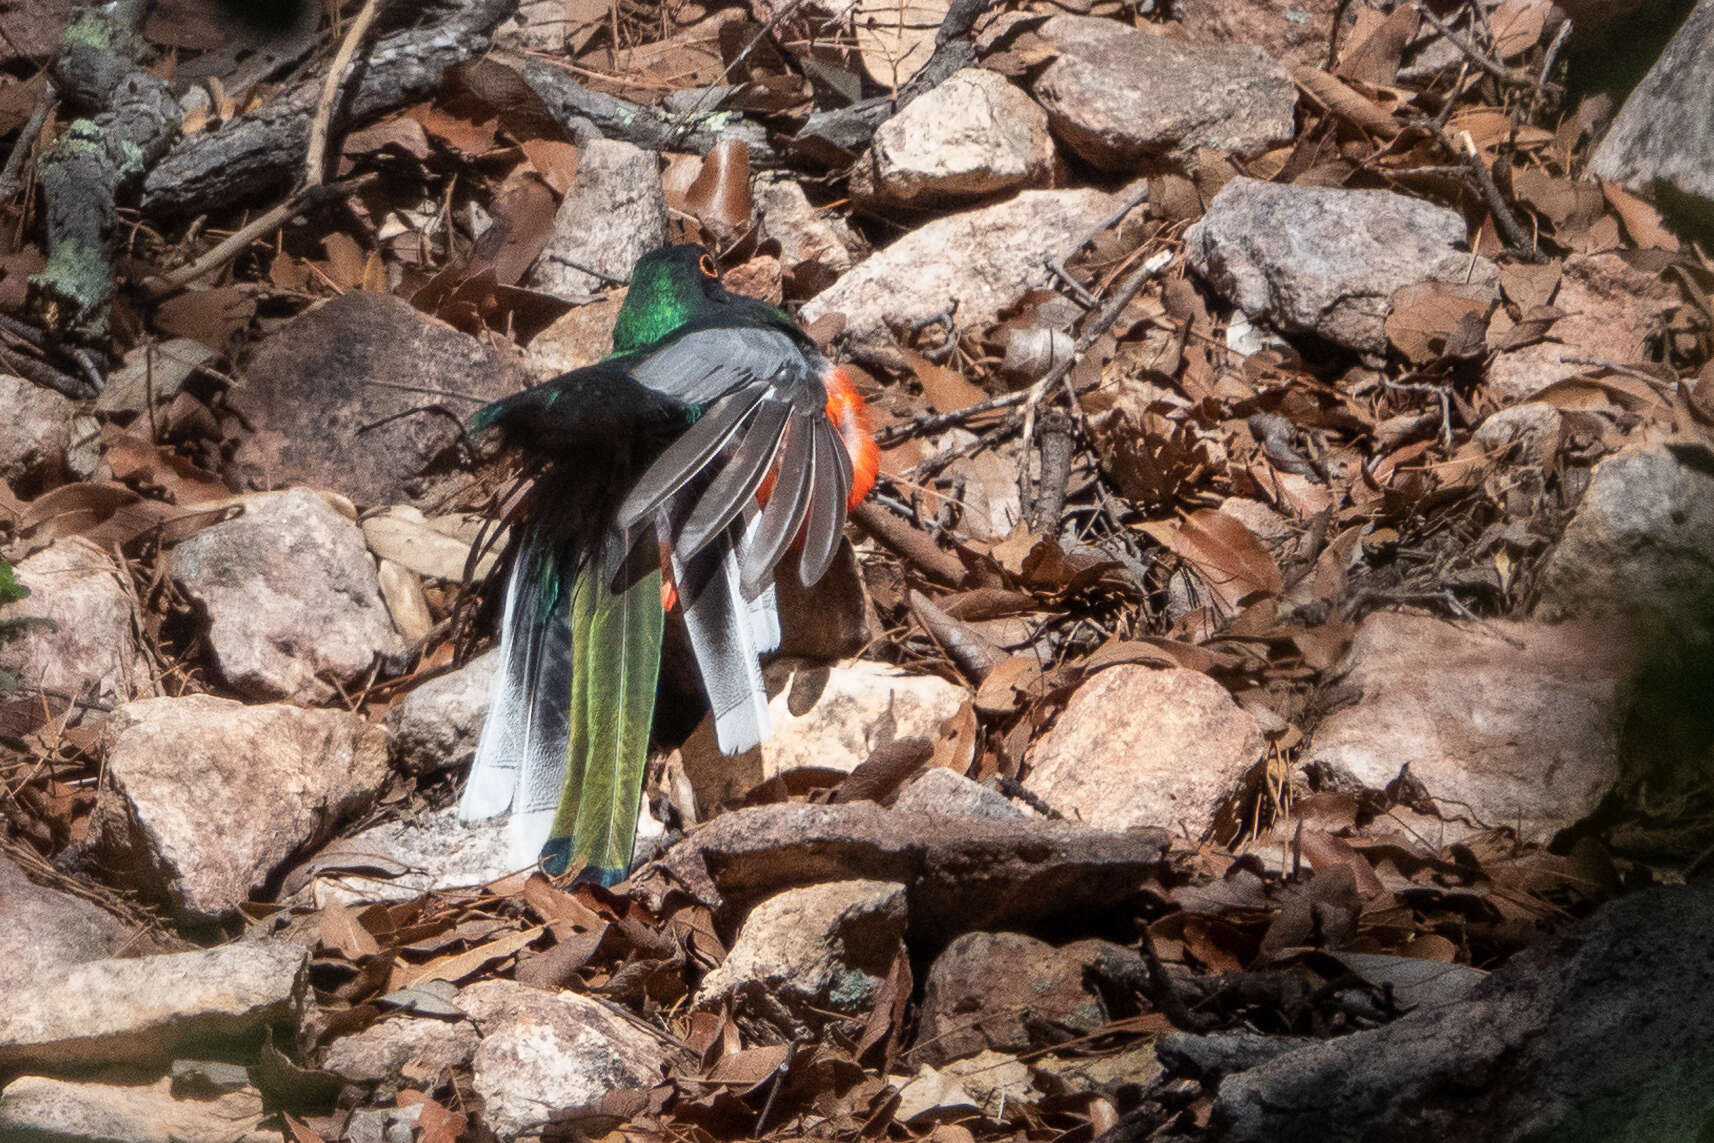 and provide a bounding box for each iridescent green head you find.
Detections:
[610,245,728,354]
